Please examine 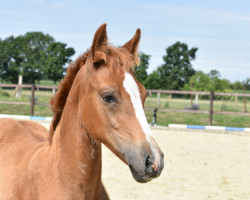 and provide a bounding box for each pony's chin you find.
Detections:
[129,165,152,183]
